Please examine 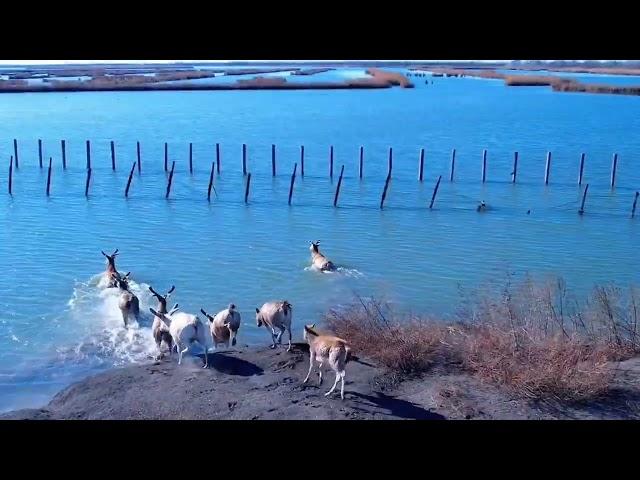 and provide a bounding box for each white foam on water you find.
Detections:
[60,273,158,366]
[303,265,364,278]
